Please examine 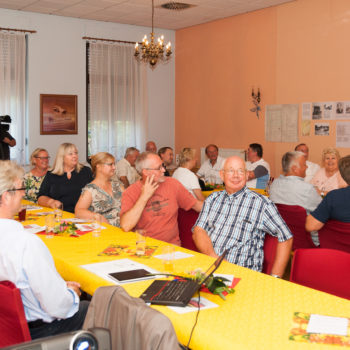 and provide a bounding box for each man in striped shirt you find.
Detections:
[193,156,293,278]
